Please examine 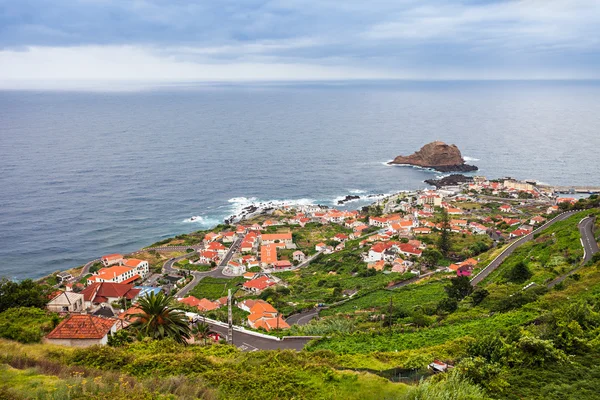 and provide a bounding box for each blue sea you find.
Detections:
[1,80,599,280]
